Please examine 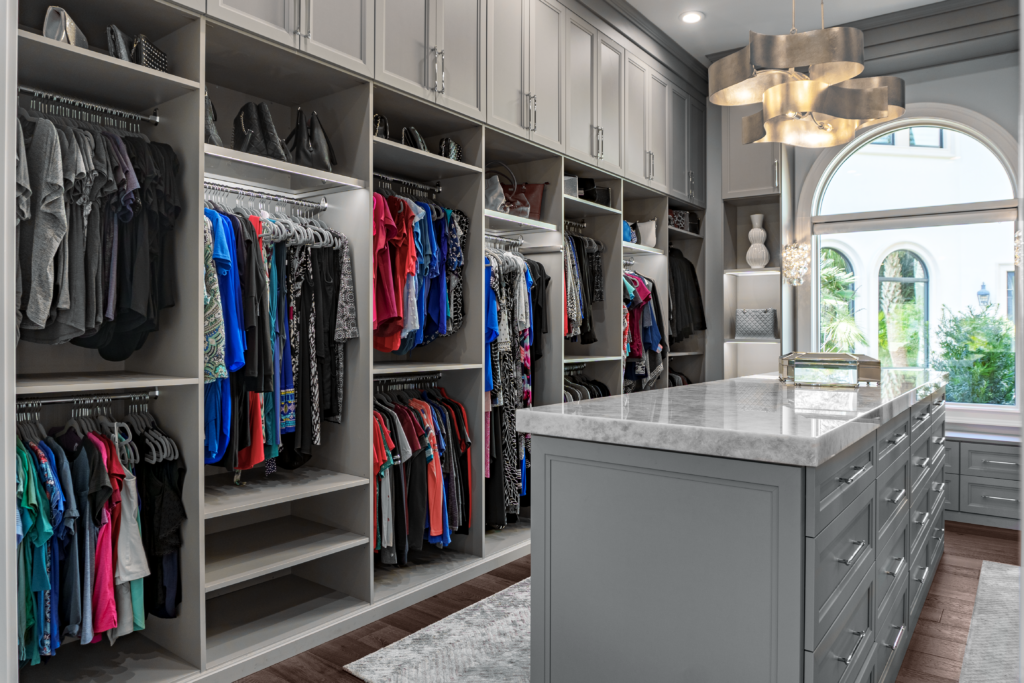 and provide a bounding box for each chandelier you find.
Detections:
[710,0,906,148]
